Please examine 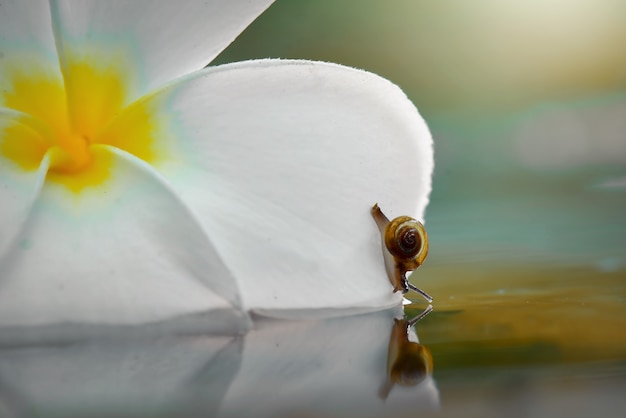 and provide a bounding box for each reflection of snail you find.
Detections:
[379,306,434,400]
[371,204,432,302]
